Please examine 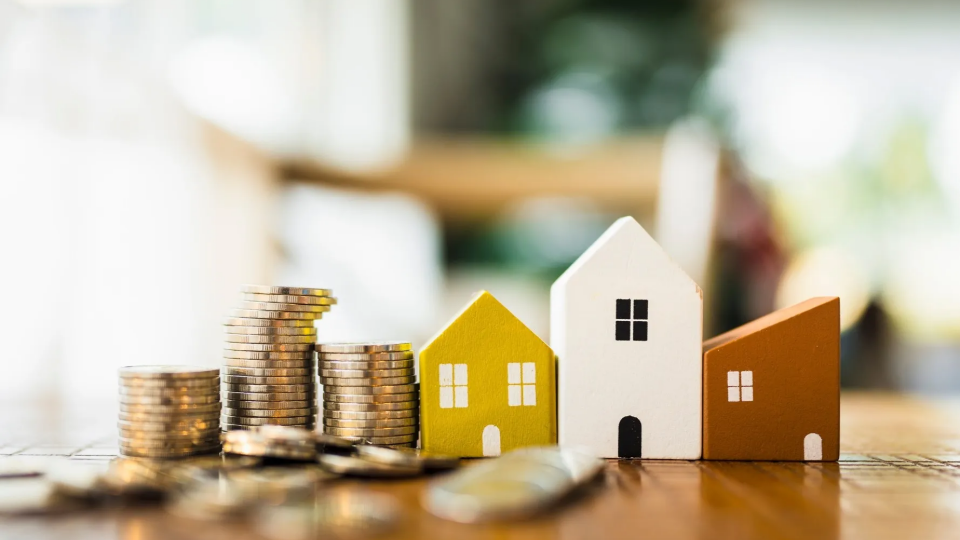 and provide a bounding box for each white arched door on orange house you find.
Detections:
[482,425,501,457]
